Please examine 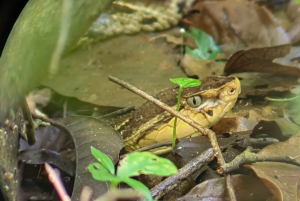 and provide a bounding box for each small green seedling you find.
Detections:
[185,27,220,60]
[88,146,178,201]
[170,78,201,148]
